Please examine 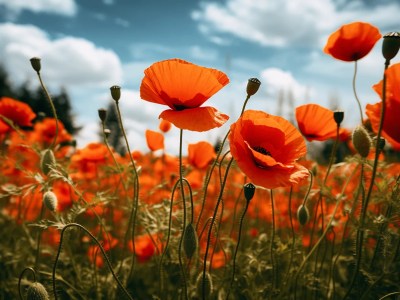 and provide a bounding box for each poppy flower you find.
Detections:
[296,104,348,142]
[229,110,309,189]
[159,119,172,133]
[324,22,381,62]
[366,63,400,149]
[188,141,216,169]
[0,97,36,133]
[140,58,229,131]
[145,129,164,151]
